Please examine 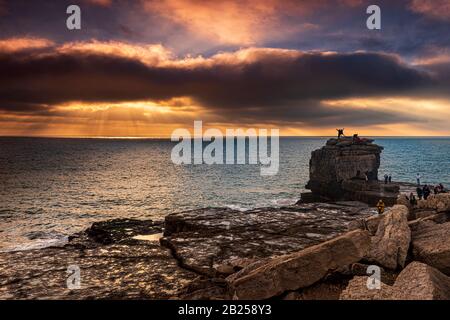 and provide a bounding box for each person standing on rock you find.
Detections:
[416,186,423,200]
[409,193,417,207]
[384,174,389,184]
[388,175,392,183]
[423,185,431,200]
[416,173,421,185]
[376,199,385,215]
[336,128,345,139]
